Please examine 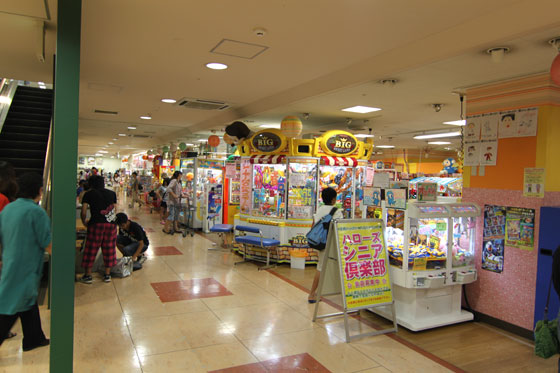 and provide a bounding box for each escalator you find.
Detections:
[0,85,53,176]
